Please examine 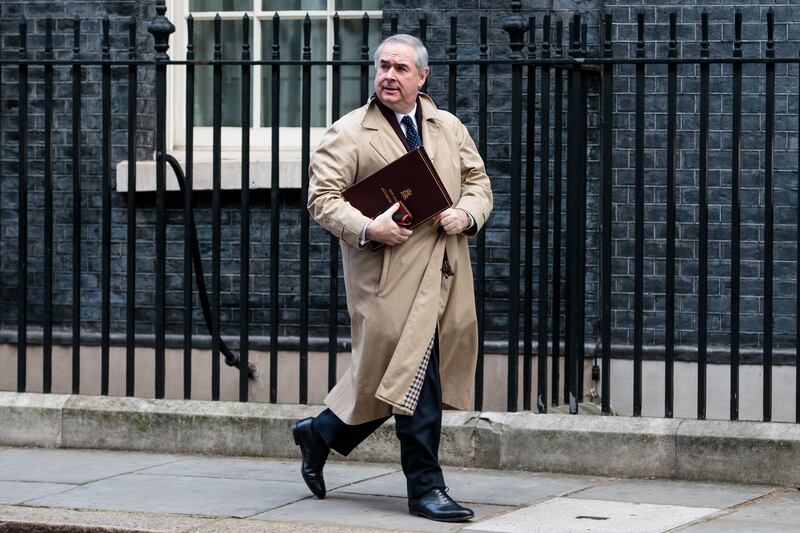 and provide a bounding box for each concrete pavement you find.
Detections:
[0,447,797,532]
[5,393,800,488]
